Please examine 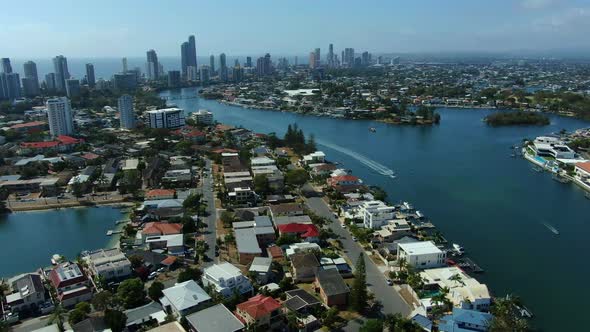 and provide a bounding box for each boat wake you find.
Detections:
[317,140,396,178]
[541,222,559,235]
